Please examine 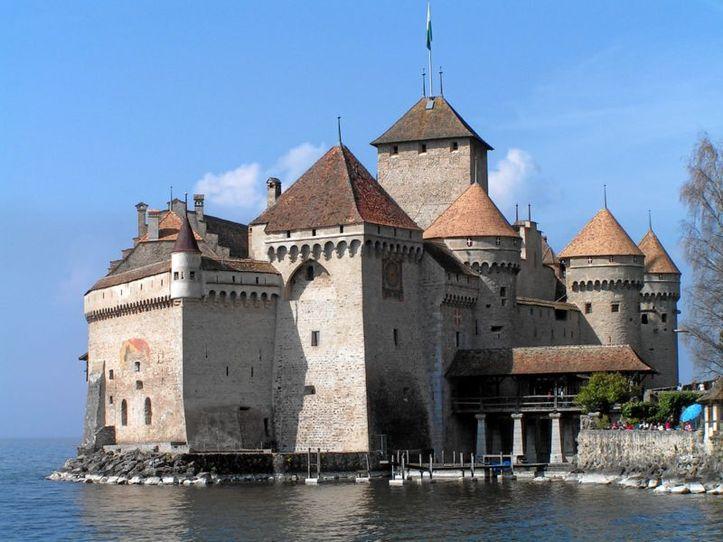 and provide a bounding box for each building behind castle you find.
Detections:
[79,94,681,462]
